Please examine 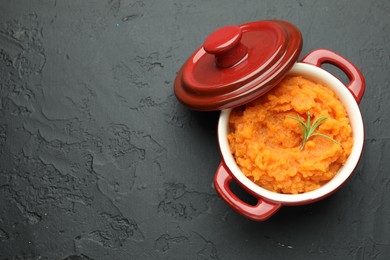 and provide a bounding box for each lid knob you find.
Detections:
[203,26,248,68]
